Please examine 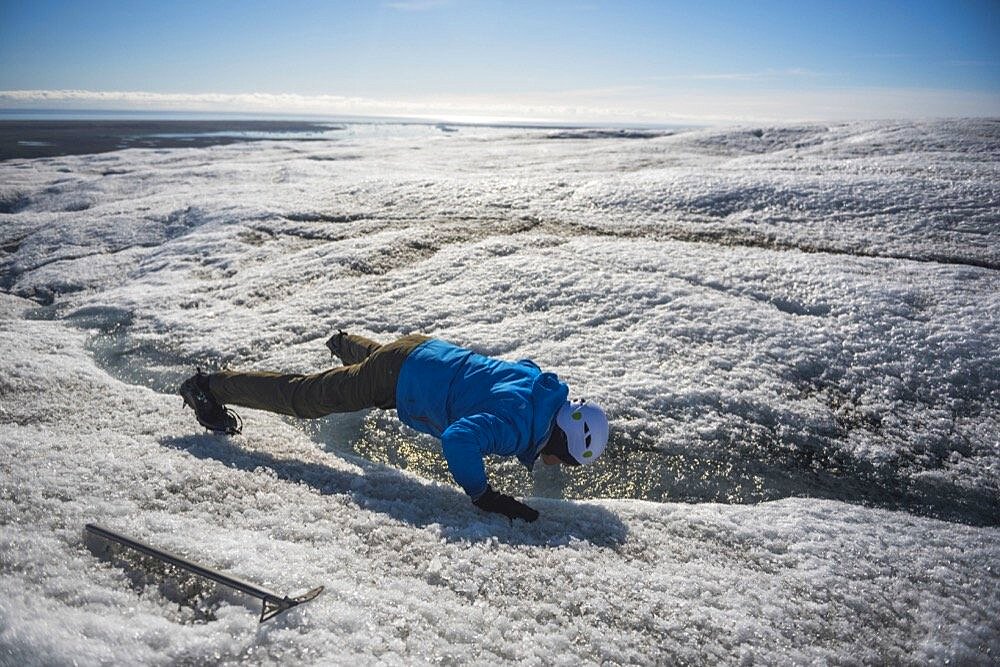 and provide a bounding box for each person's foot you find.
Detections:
[179,368,242,435]
[325,329,348,358]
